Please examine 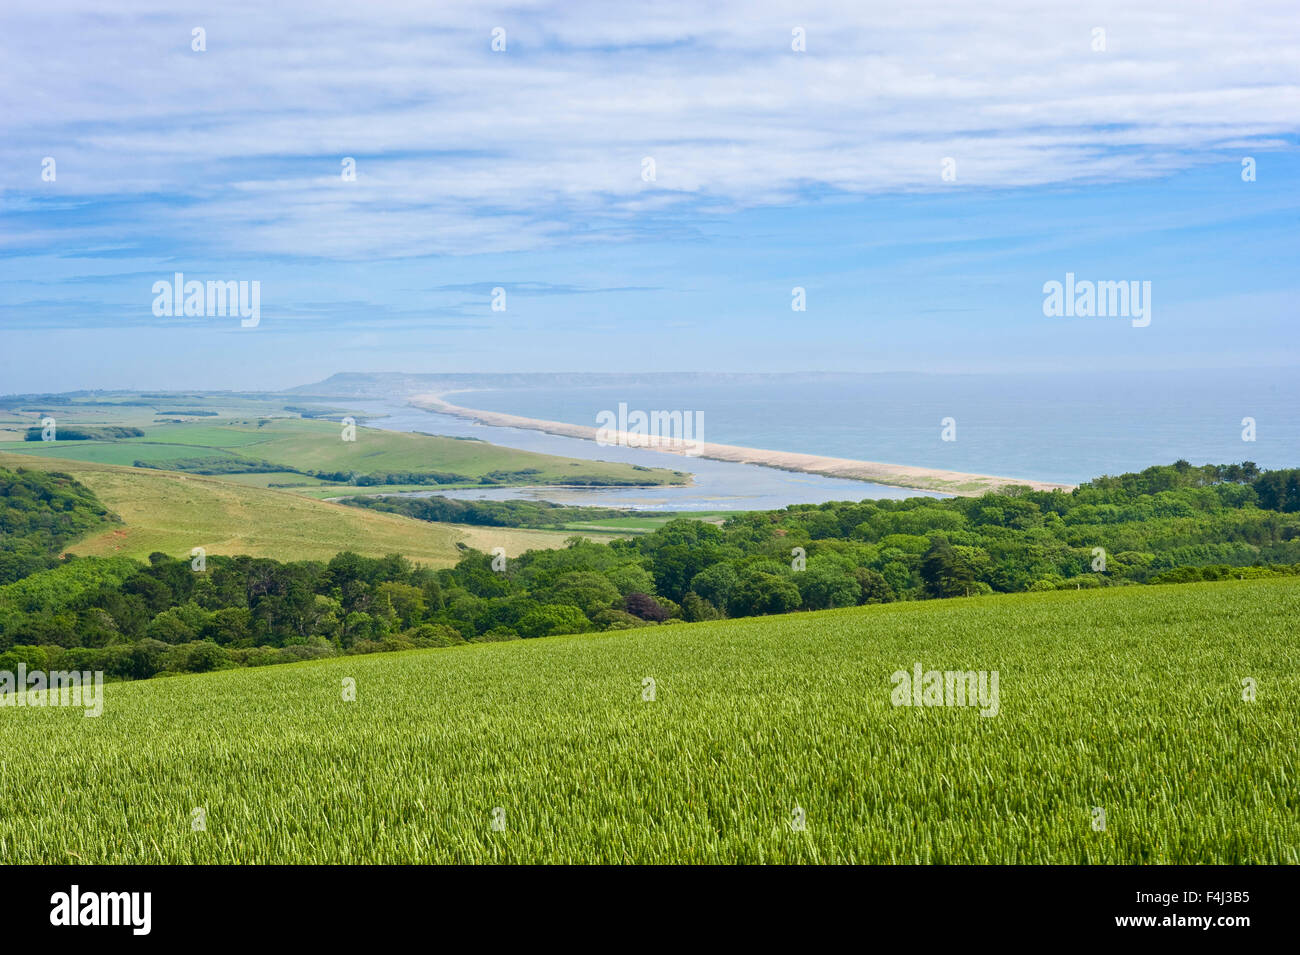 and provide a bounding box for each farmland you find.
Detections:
[0,453,612,565]
[1,578,1294,864]
[0,395,687,490]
